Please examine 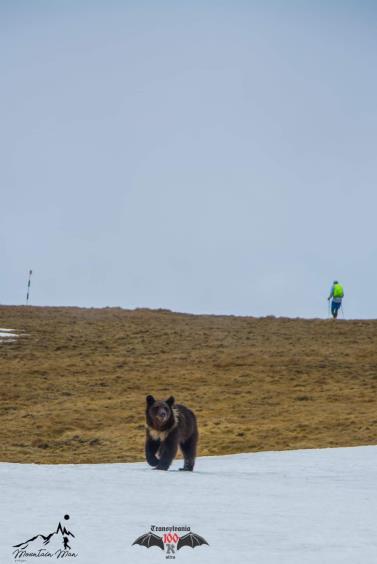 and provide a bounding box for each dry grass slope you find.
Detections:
[0,306,376,463]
